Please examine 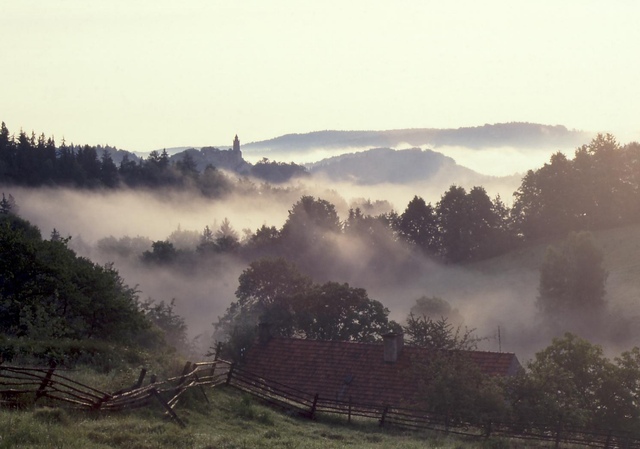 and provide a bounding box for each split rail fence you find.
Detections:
[3,358,640,448]
[0,360,230,427]
[225,362,640,449]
